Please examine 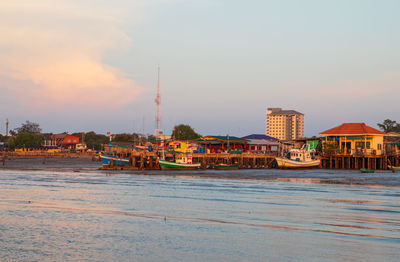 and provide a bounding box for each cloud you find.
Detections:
[0,0,155,110]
